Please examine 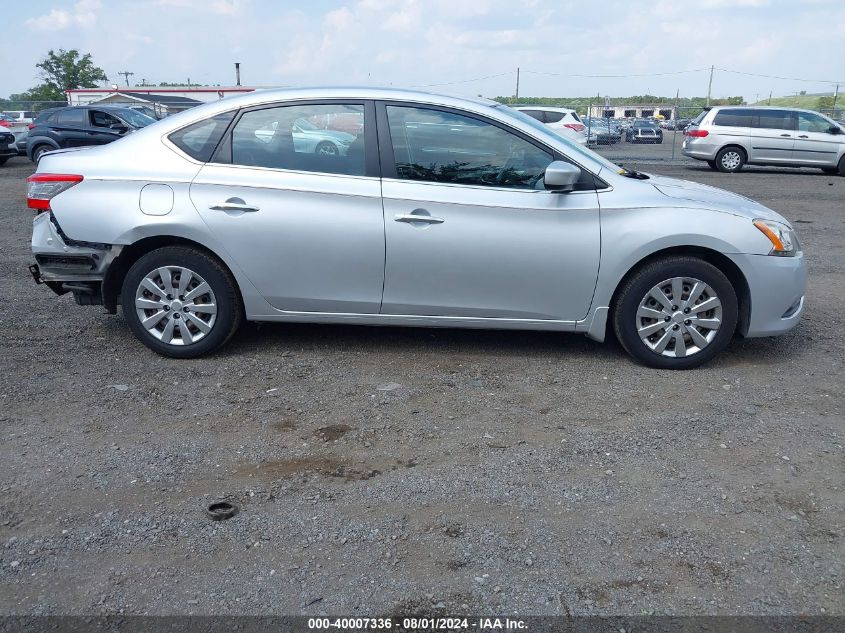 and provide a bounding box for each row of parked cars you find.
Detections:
[514,107,670,145]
